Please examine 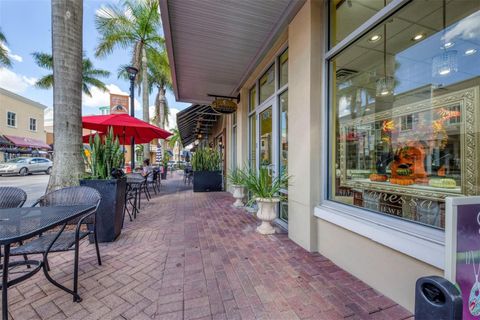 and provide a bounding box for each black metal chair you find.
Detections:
[147,169,159,195]
[0,187,27,209]
[10,186,102,301]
